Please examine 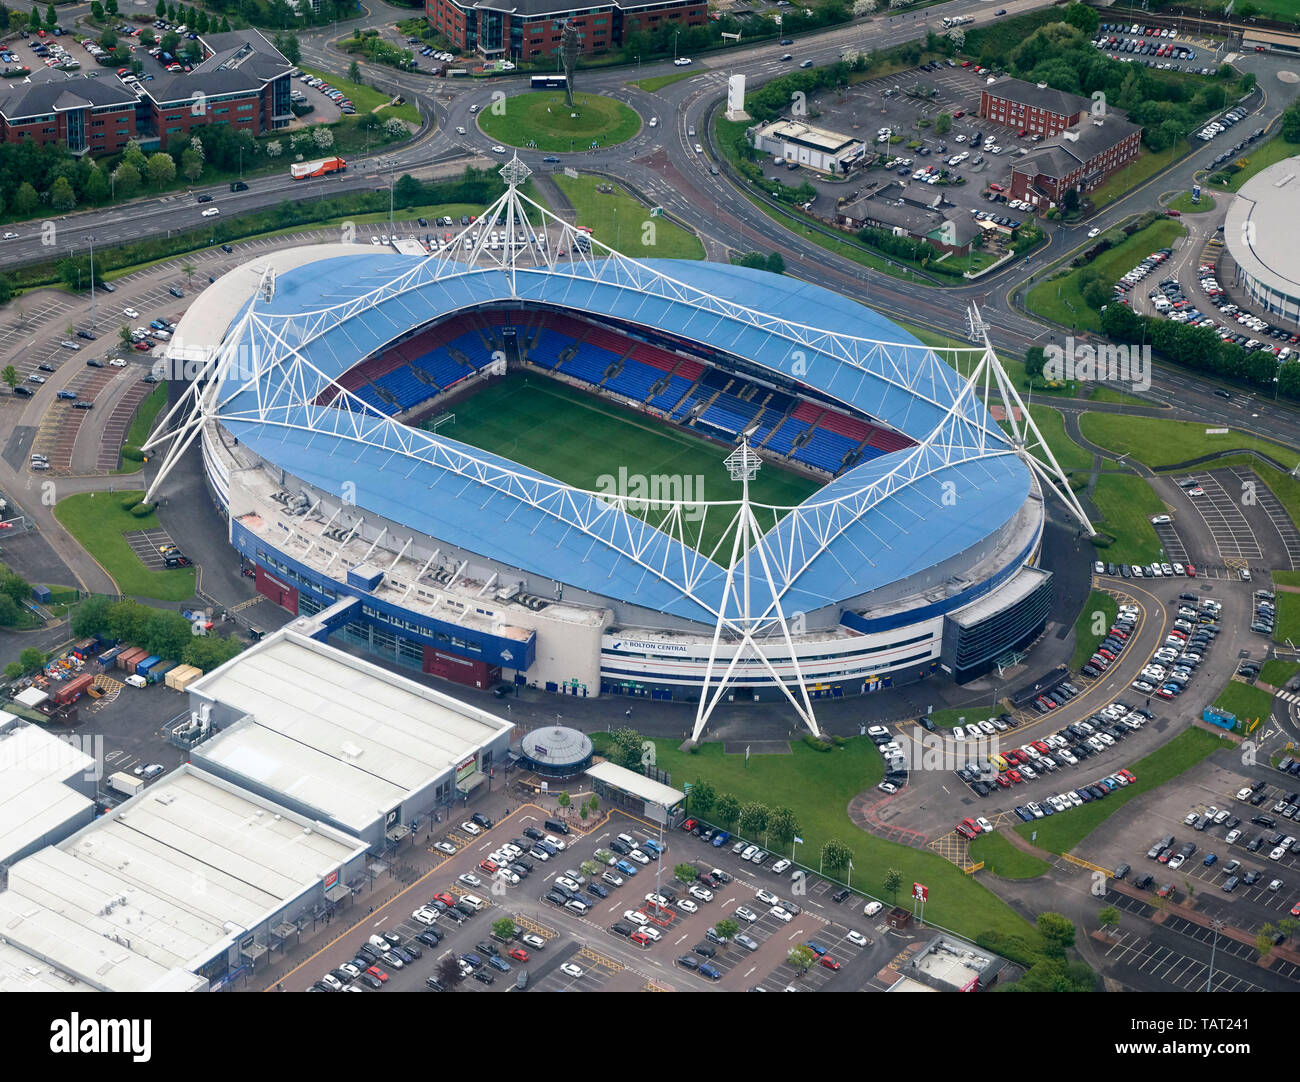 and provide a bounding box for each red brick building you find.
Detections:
[0,29,291,155]
[979,78,1091,138]
[425,0,706,61]
[1009,116,1143,210]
